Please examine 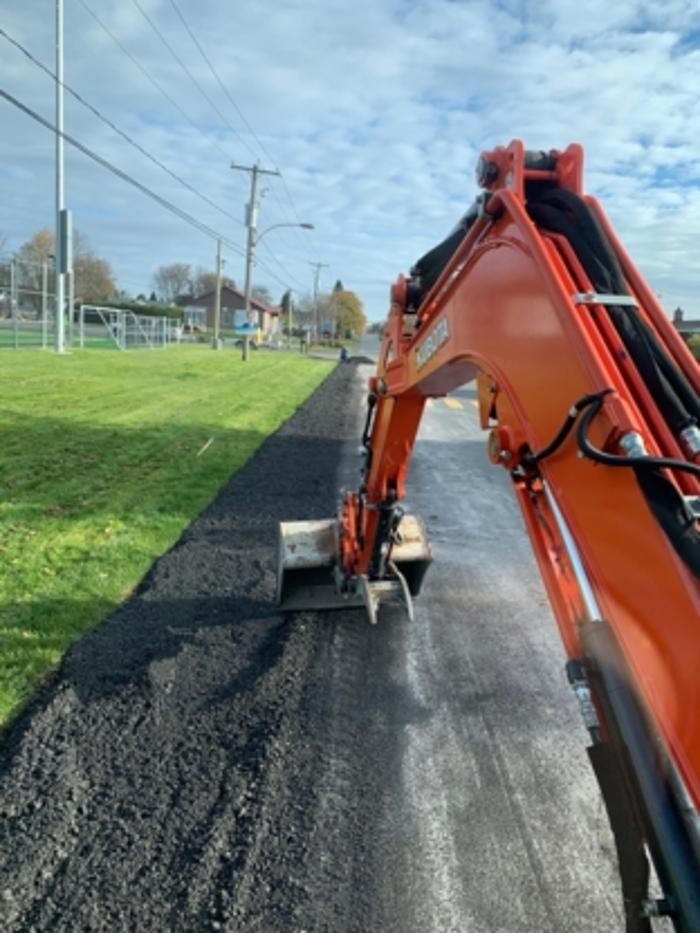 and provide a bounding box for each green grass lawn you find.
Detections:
[0,346,333,724]
[0,329,46,349]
